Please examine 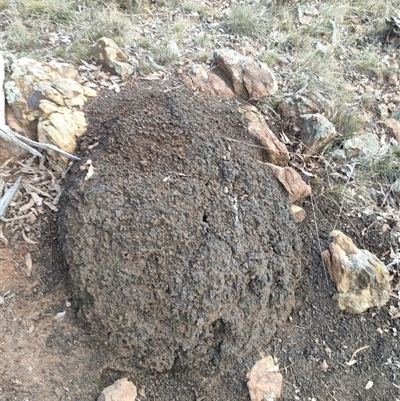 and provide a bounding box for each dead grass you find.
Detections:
[1,0,400,203]
[77,4,133,45]
[6,18,39,50]
[0,0,9,11]
[360,145,400,184]
[227,4,266,37]
[19,0,77,23]
[353,50,396,79]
